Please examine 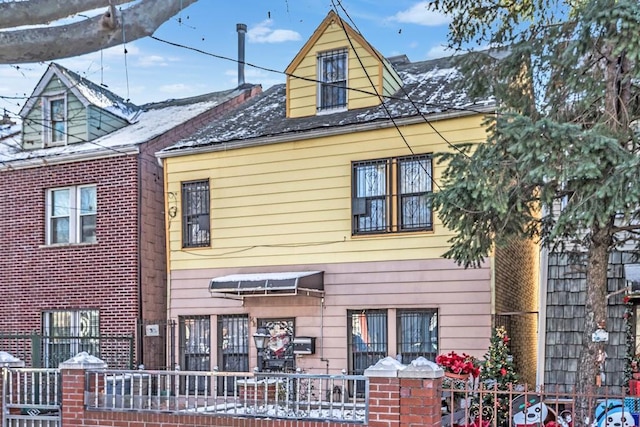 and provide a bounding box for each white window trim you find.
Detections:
[45,184,97,246]
[41,93,67,147]
[317,49,348,113]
